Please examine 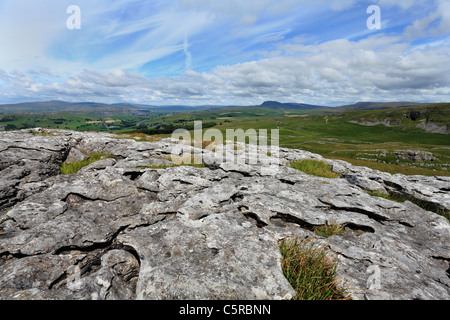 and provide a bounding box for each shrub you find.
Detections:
[290,159,340,178]
[279,237,349,300]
